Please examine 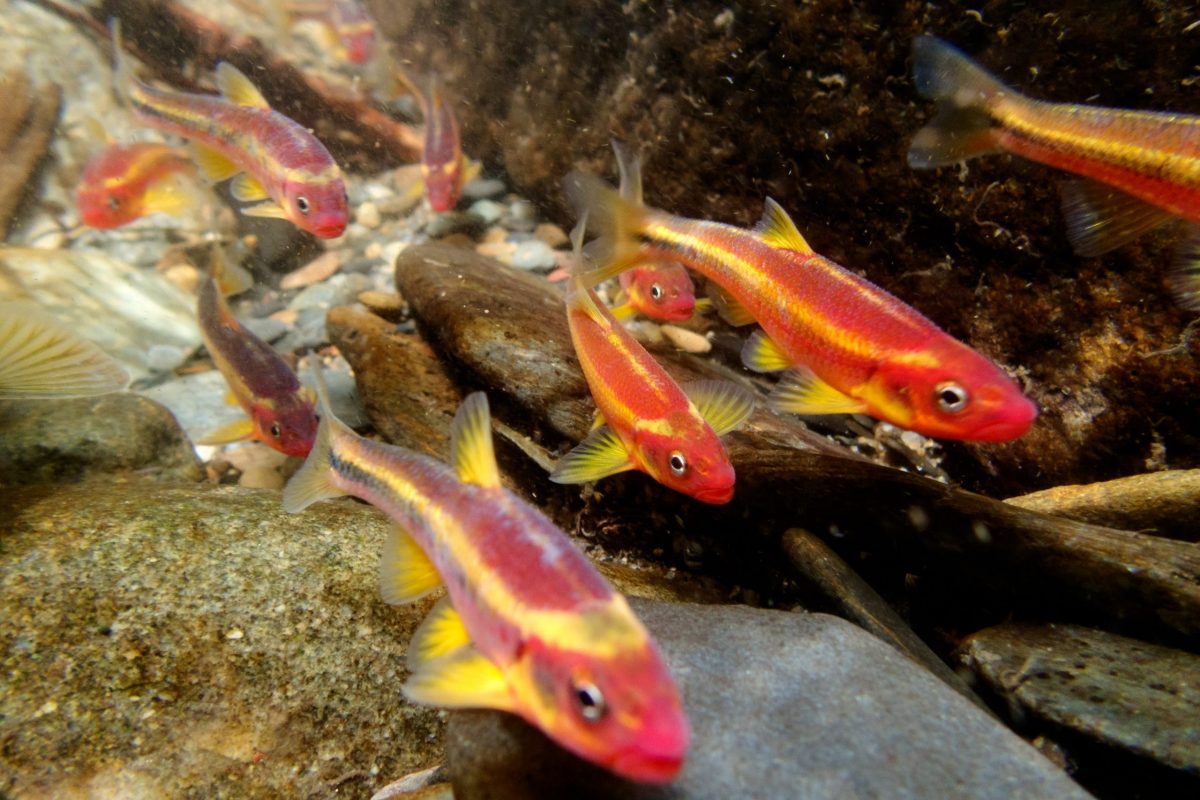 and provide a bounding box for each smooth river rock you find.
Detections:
[960,623,1200,774]
[0,393,202,486]
[447,602,1091,800]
